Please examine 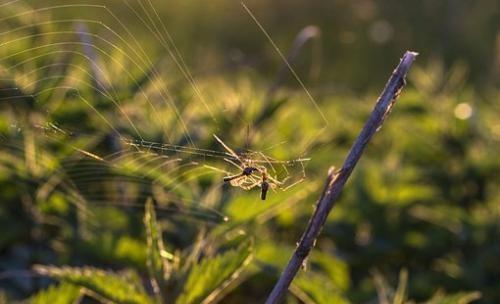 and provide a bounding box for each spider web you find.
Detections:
[0,0,328,223]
